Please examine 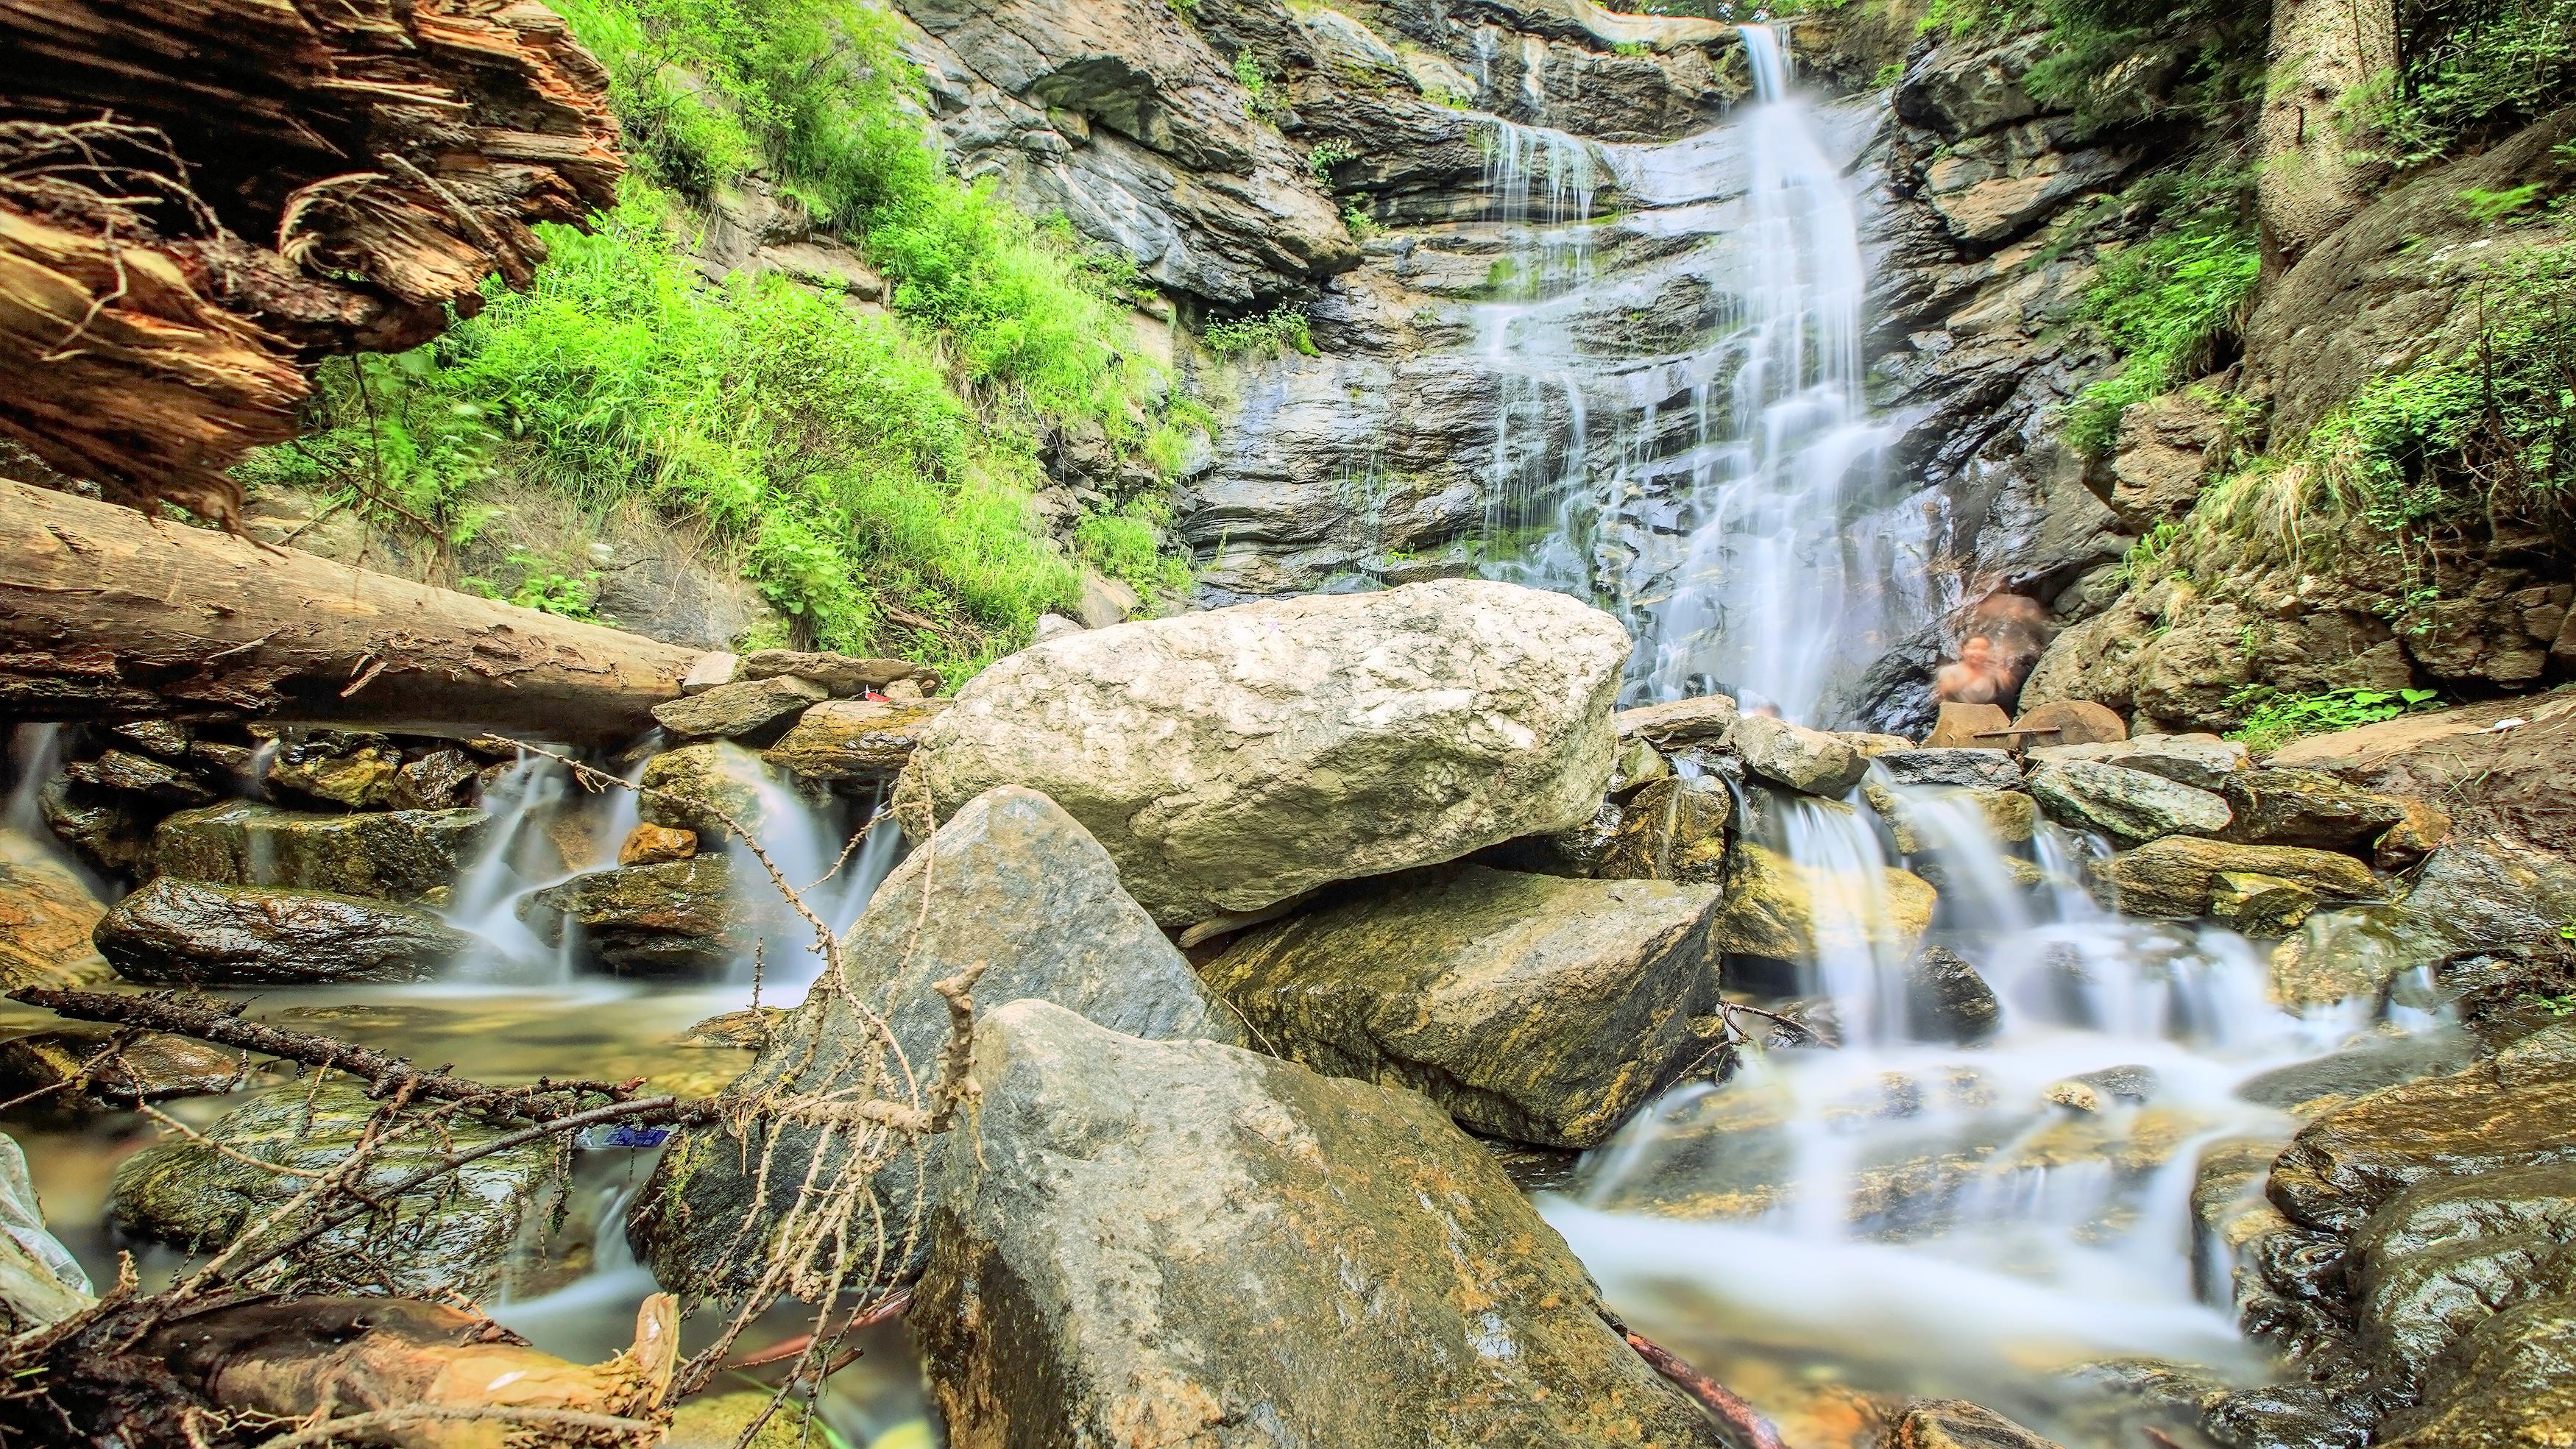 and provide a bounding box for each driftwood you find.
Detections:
[0,0,623,521]
[0,477,701,743]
